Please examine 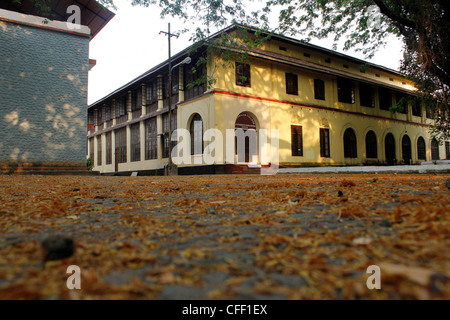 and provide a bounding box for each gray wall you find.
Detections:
[0,20,89,163]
